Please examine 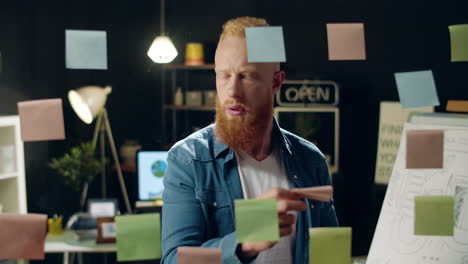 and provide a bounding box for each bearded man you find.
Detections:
[161,17,338,264]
